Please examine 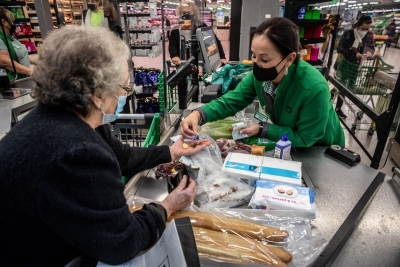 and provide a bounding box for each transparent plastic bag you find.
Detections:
[199,117,240,140]
[195,171,255,209]
[127,198,327,267]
